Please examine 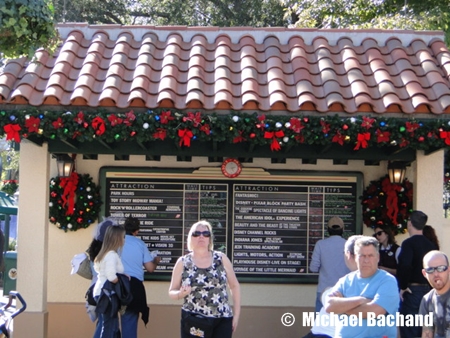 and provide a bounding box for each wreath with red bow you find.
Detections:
[361,175,413,235]
[49,173,102,231]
